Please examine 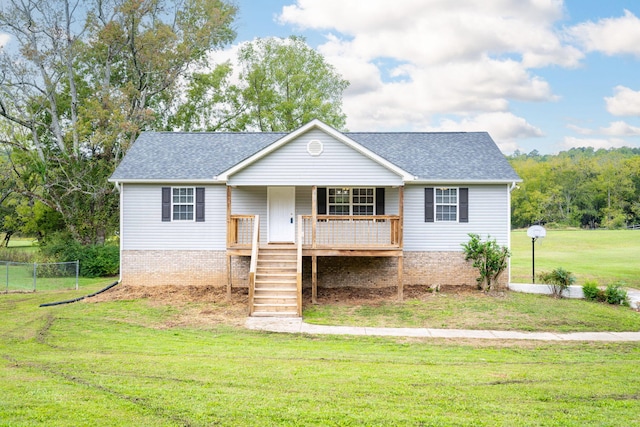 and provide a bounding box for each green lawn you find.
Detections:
[303,290,640,332]
[511,229,640,287]
[2,286,640,426]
